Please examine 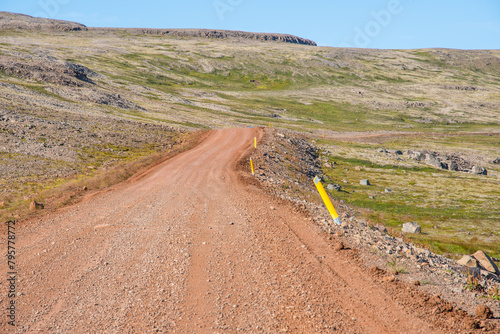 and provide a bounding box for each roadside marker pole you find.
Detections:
[250,157,255,175]
[313,176,342,225]
[254,137,257,148]
[269,122,272,128]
